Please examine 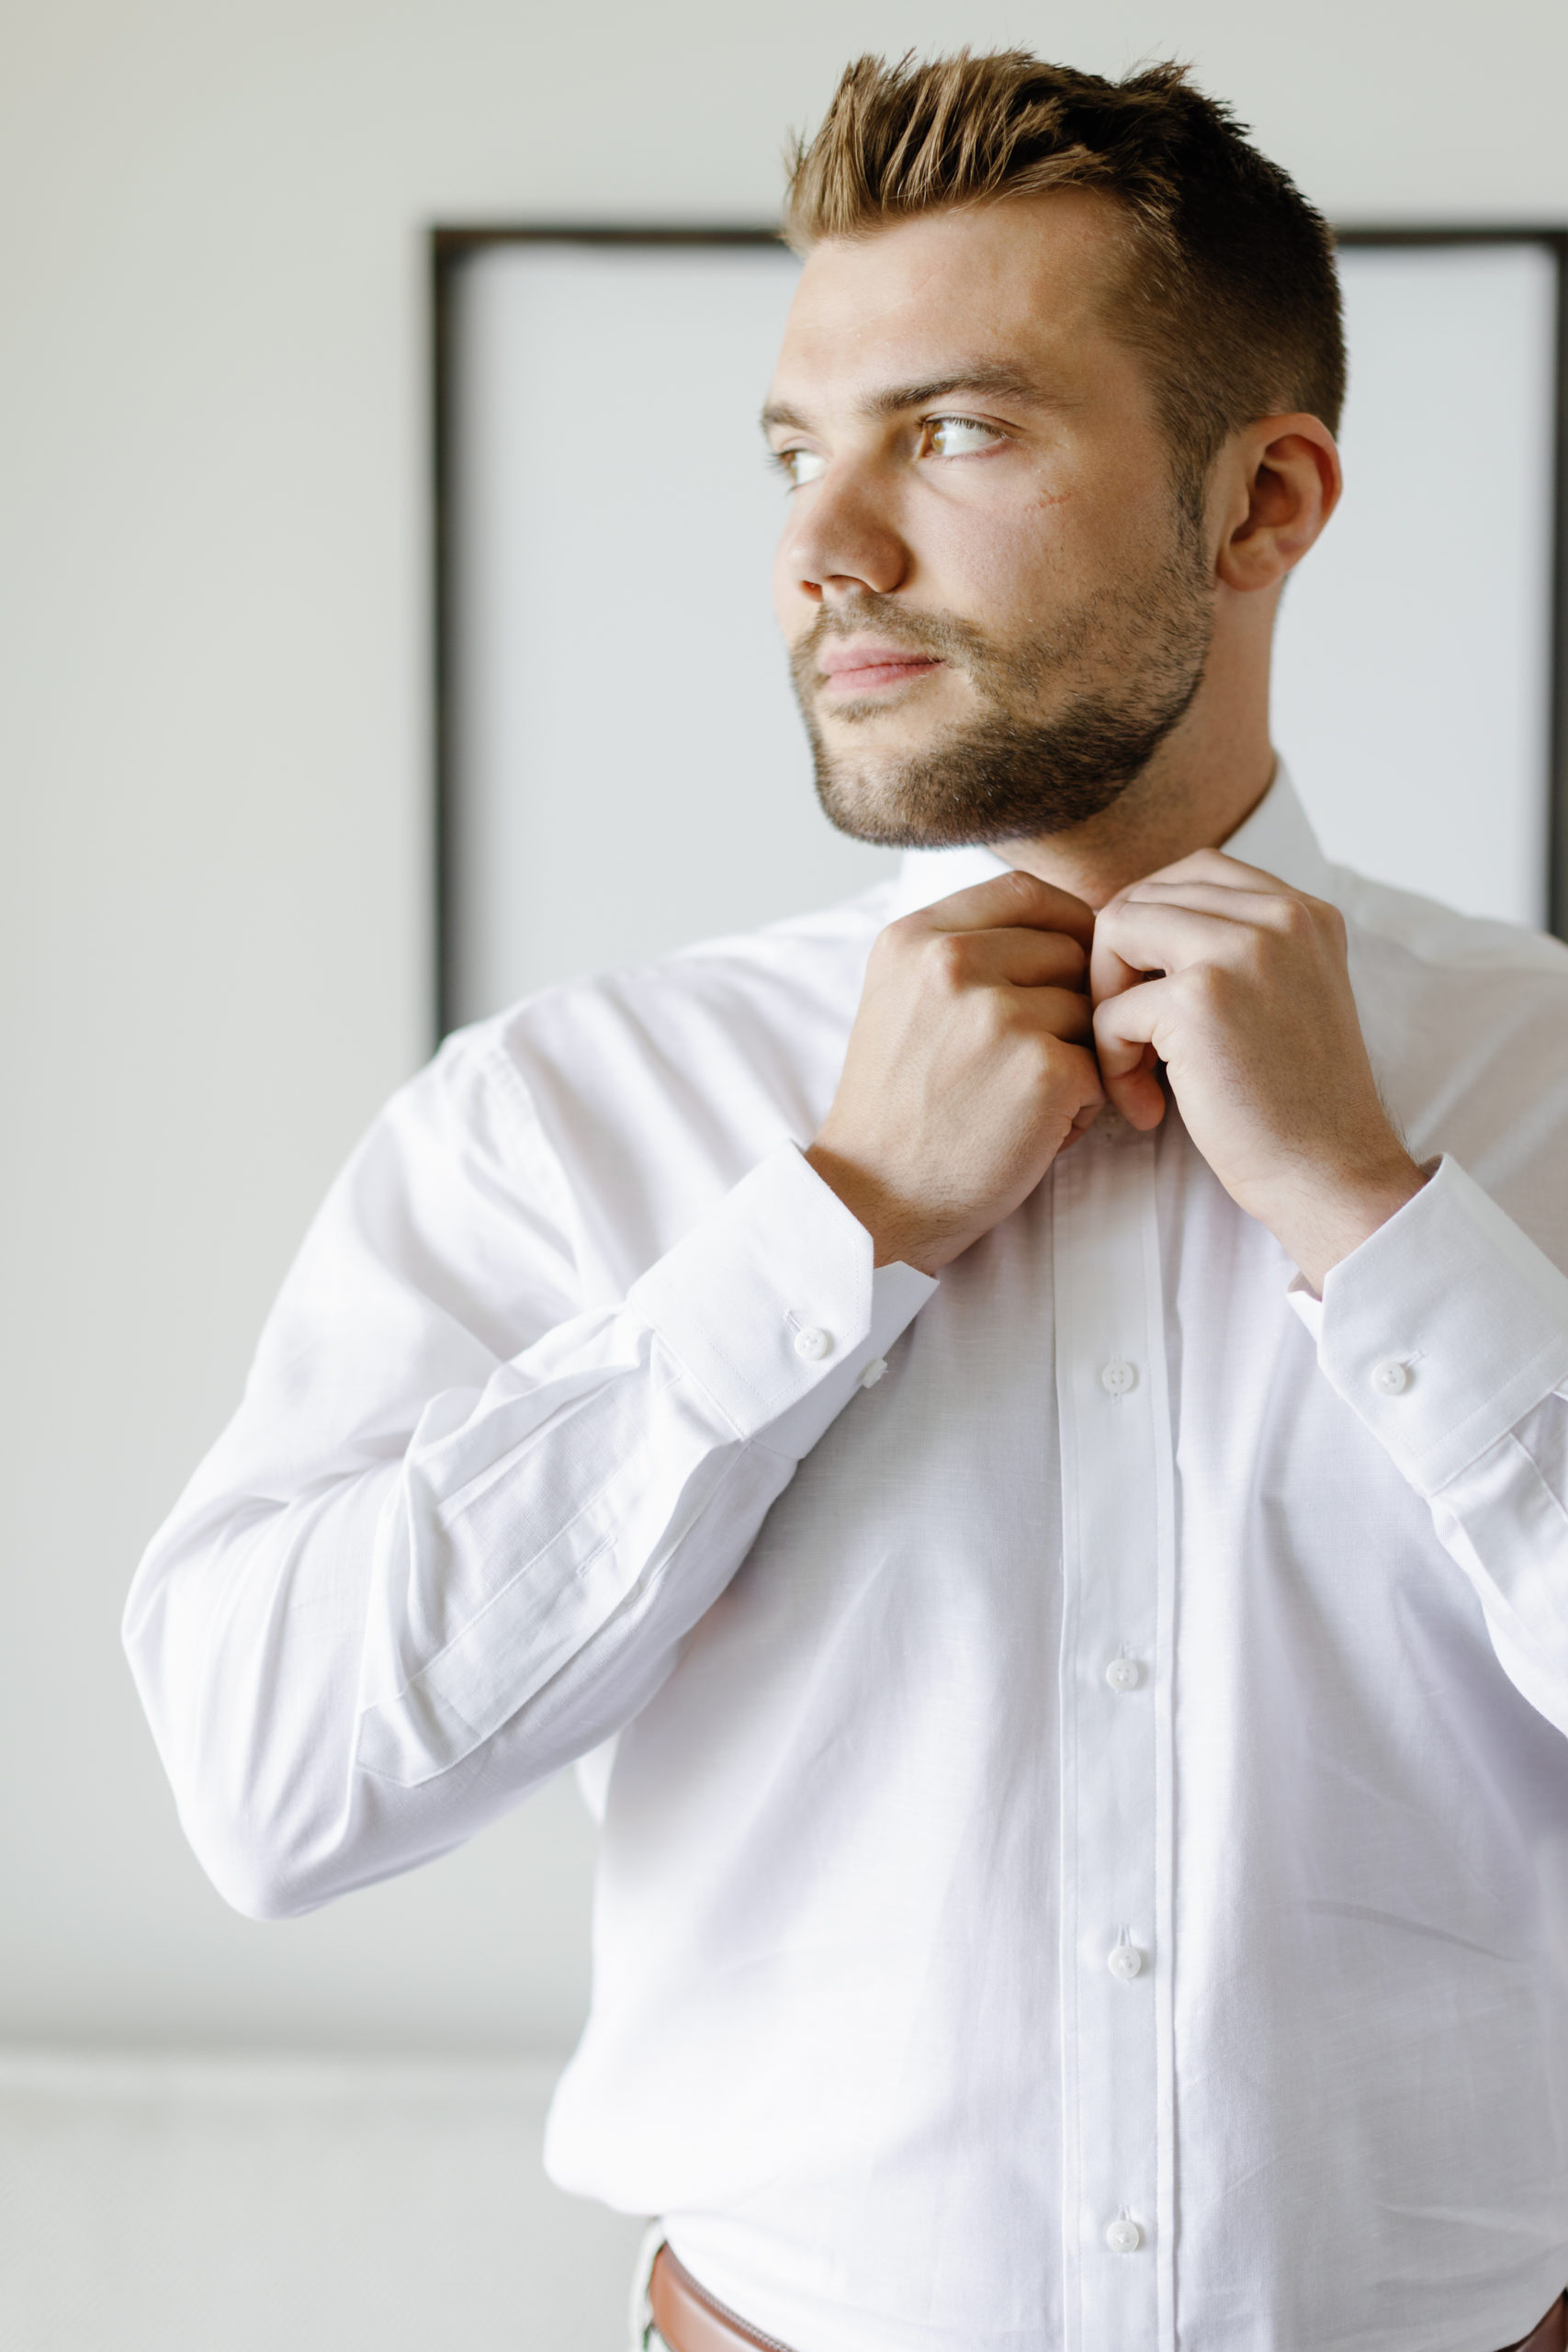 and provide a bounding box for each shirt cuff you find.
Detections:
[1289,1155,1568,1496]
[627,1142,938,1459]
